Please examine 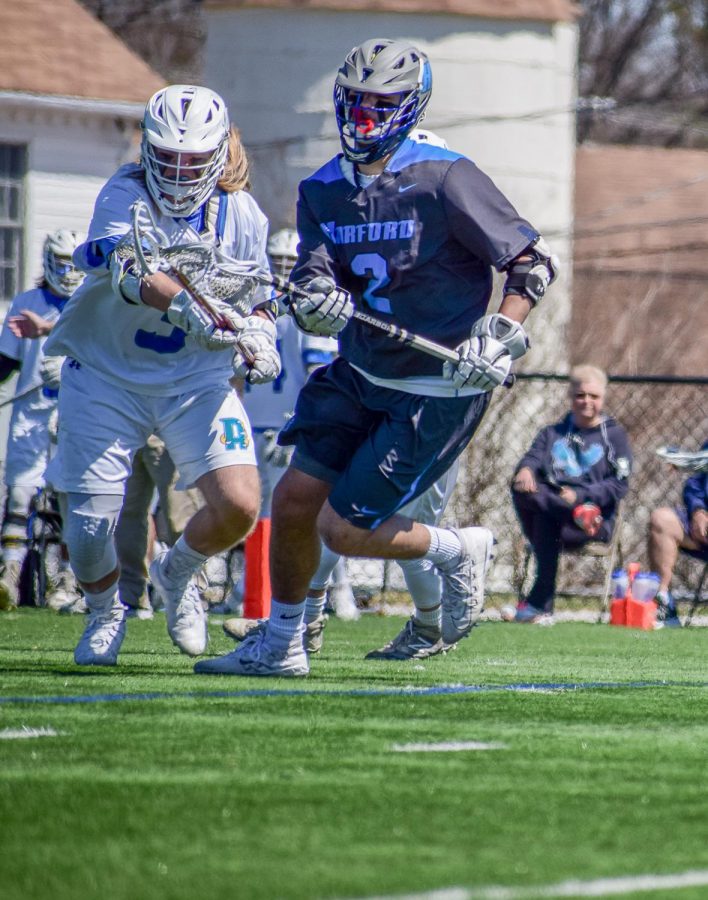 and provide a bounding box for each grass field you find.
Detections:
[1,607,706,900]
